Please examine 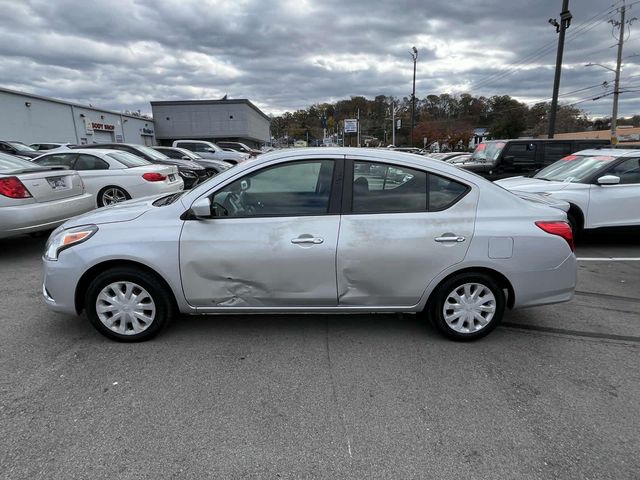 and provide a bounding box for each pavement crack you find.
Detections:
[575,290,640,304]
[325,318,353,460]
[501,322,640,343]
